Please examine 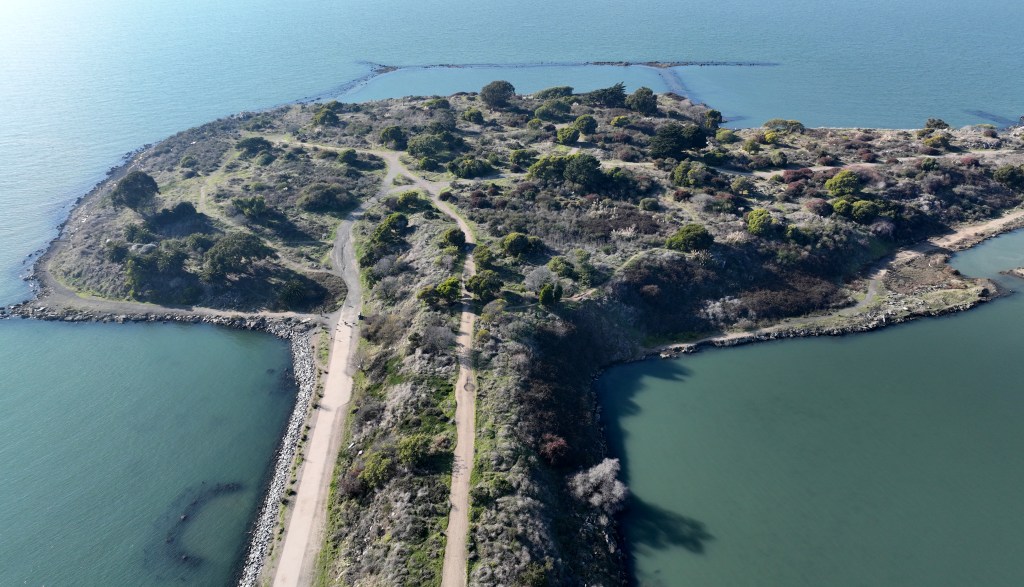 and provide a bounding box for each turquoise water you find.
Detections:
[600,230,1024,586]
[2,0,1024,584]
[0,320,294,585]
